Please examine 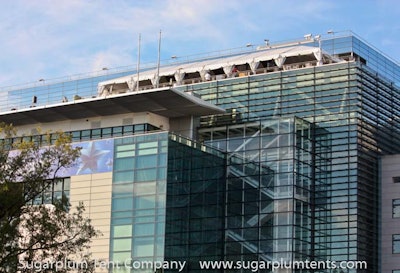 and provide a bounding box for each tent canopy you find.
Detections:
[98,45,338,94]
